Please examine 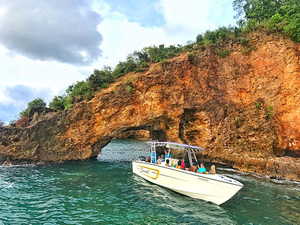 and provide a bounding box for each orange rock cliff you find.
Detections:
[0,32,299,181]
